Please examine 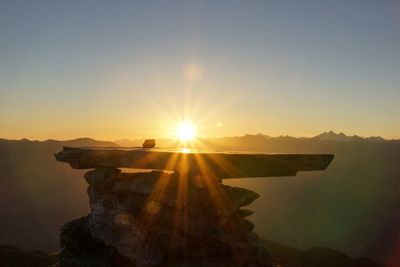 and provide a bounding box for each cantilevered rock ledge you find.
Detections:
[55,147,334,178]
[55,147,334,267]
